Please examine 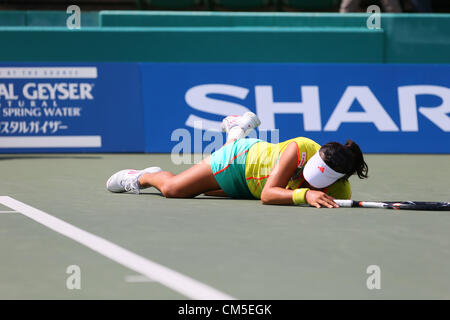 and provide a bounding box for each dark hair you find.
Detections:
[319,139,368,180]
